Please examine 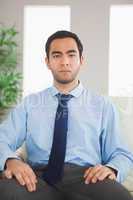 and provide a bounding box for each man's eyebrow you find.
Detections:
[67,50,77,54]
[51,49,77,55]
[51,51,62,55]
